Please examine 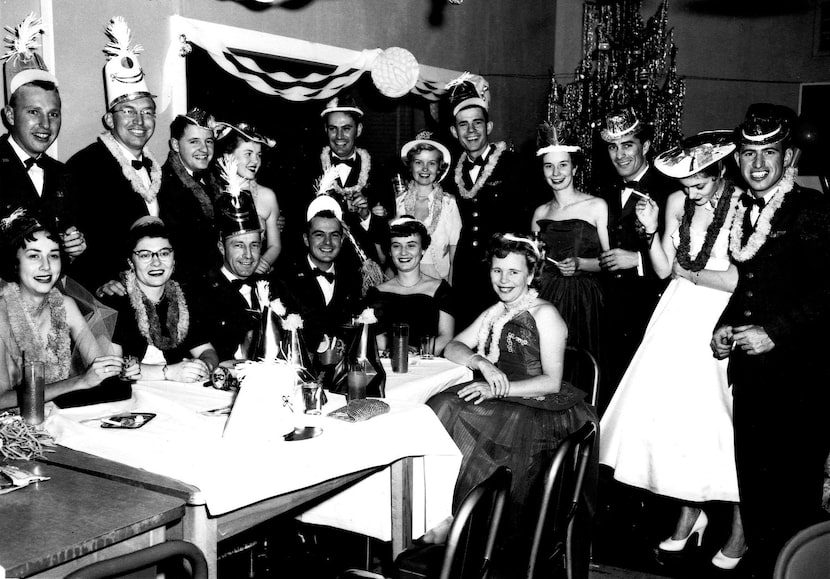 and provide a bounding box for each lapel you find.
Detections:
[0,136,40,205]
[299,259,330,309]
